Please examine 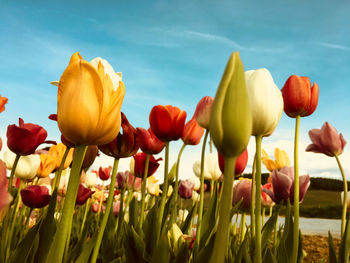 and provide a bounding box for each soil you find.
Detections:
[303,235,340,263]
